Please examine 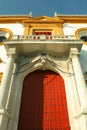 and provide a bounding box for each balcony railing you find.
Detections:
[3,35,82,54]
[11,35,75,41]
